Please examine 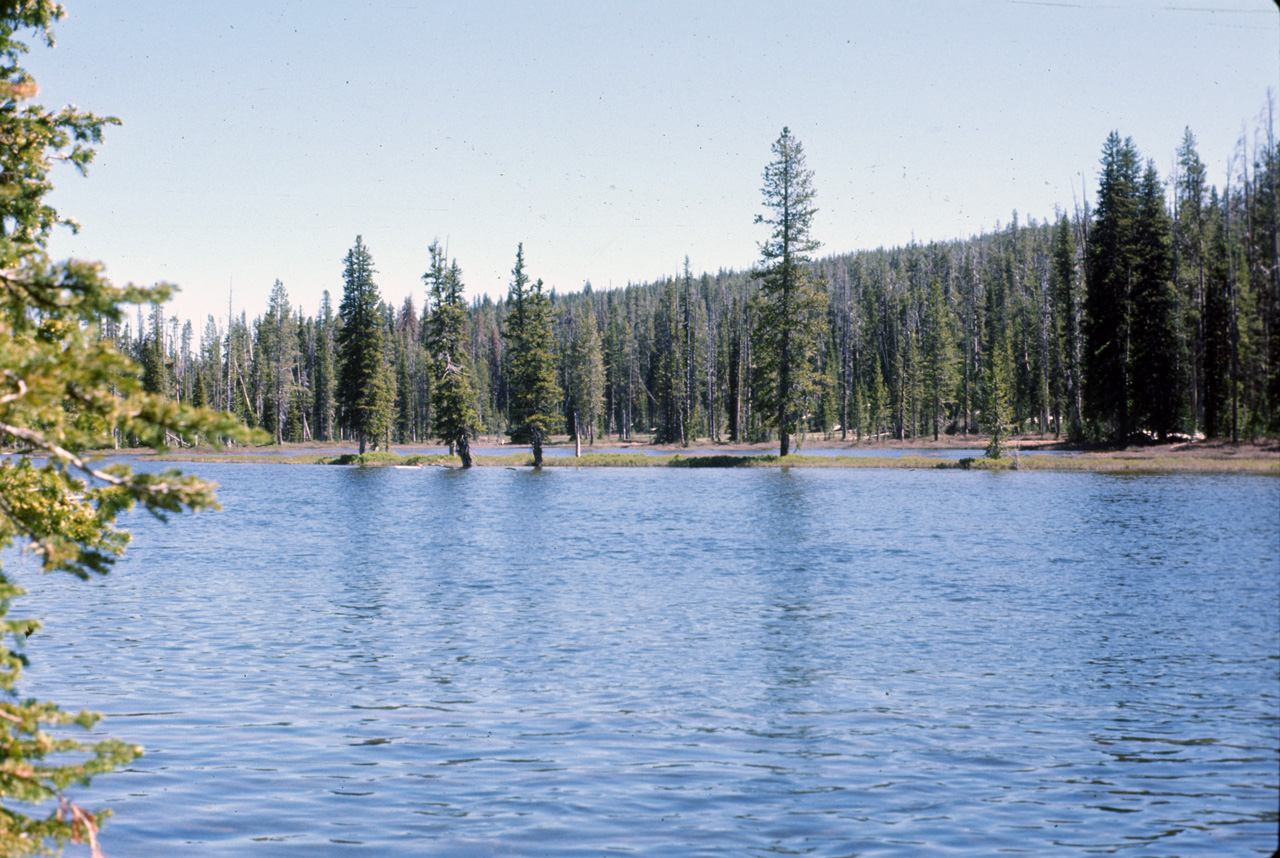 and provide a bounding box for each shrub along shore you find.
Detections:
[144,438,1279,475]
